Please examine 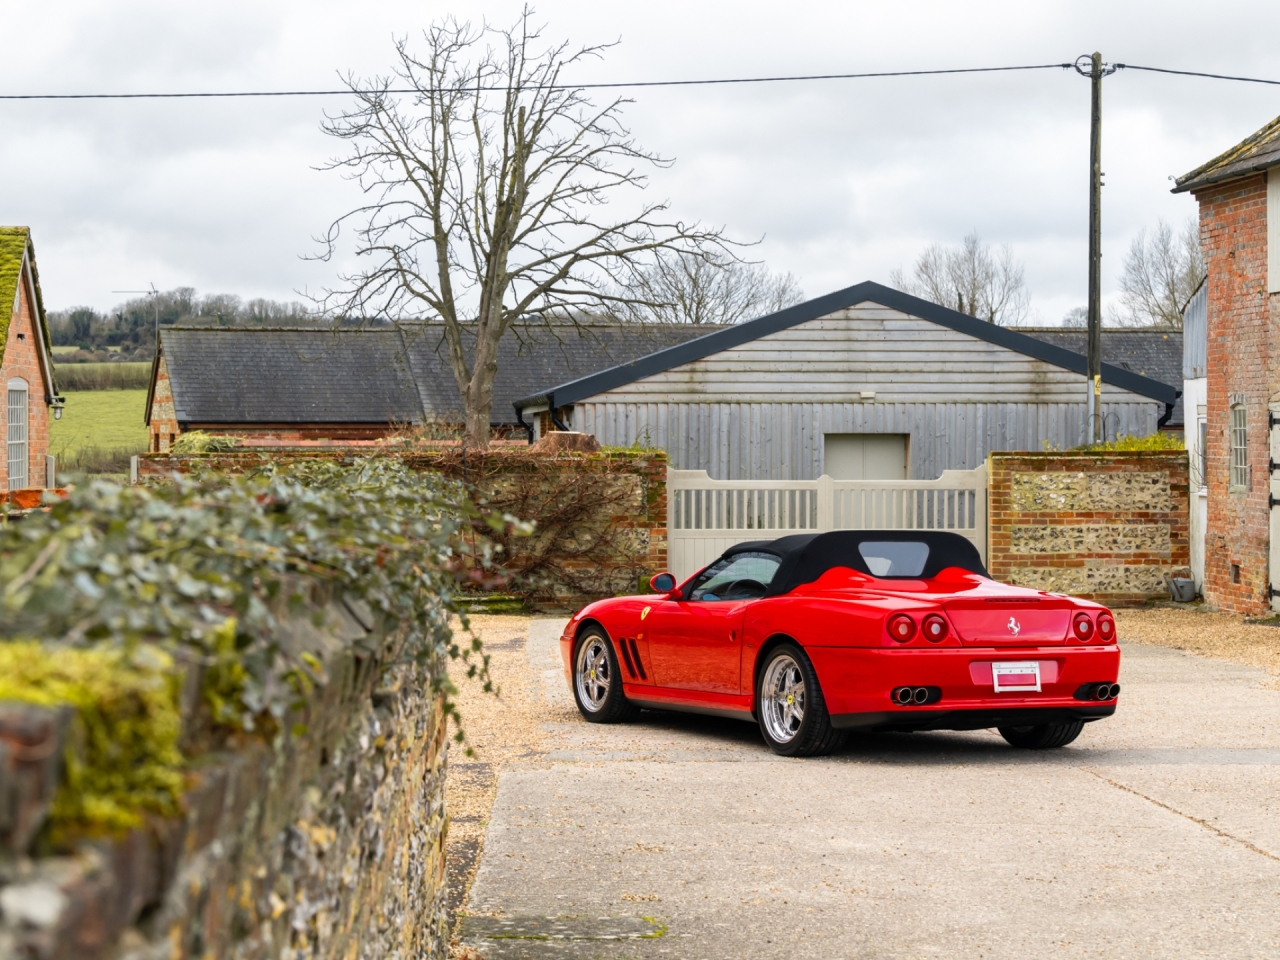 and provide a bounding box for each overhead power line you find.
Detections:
[0,63,1075,100]
[2,60,1277,102]
[1116,63,1280,86]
